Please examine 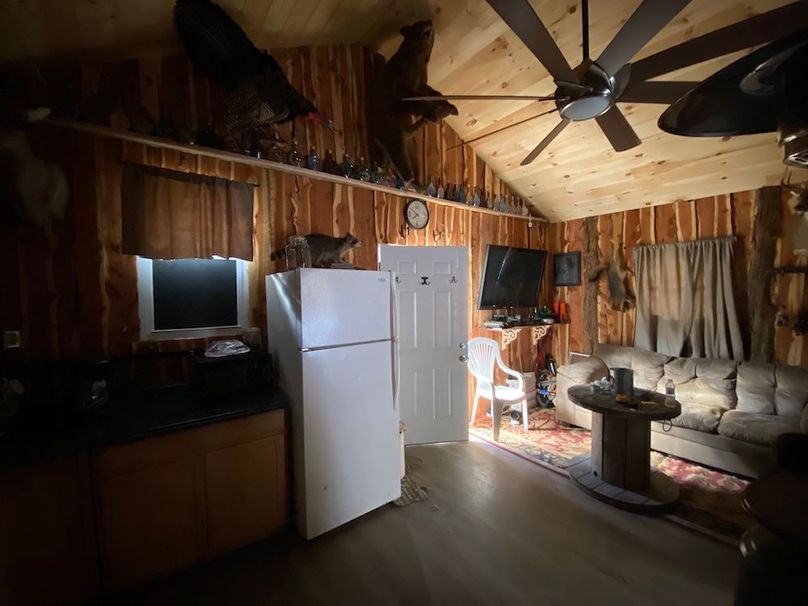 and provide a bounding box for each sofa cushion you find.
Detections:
[670,402,724,433]
[592,344,633,372]
[736,362,776,414]
[659,357,737,410]
[774,365,808,418]
[630,349,670,391]
[557,357,609,384]
[692,359,738,410]
[717,410,802,447]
